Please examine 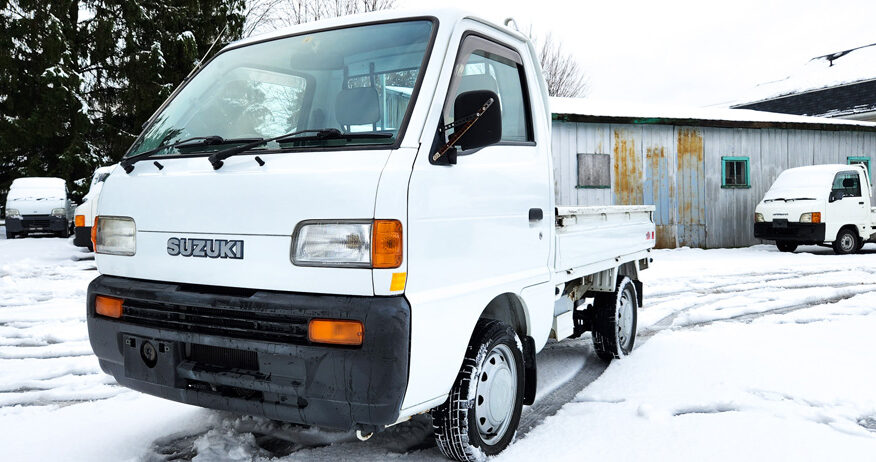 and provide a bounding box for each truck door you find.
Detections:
[828,170,867,238]
[403,32,553,407]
